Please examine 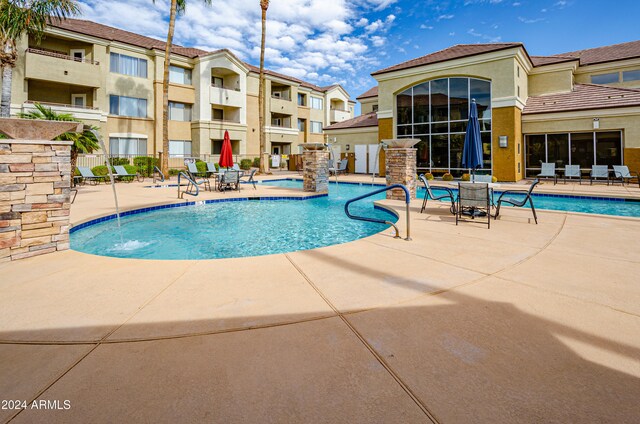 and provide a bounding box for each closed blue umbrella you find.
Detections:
[462,99,483,180]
